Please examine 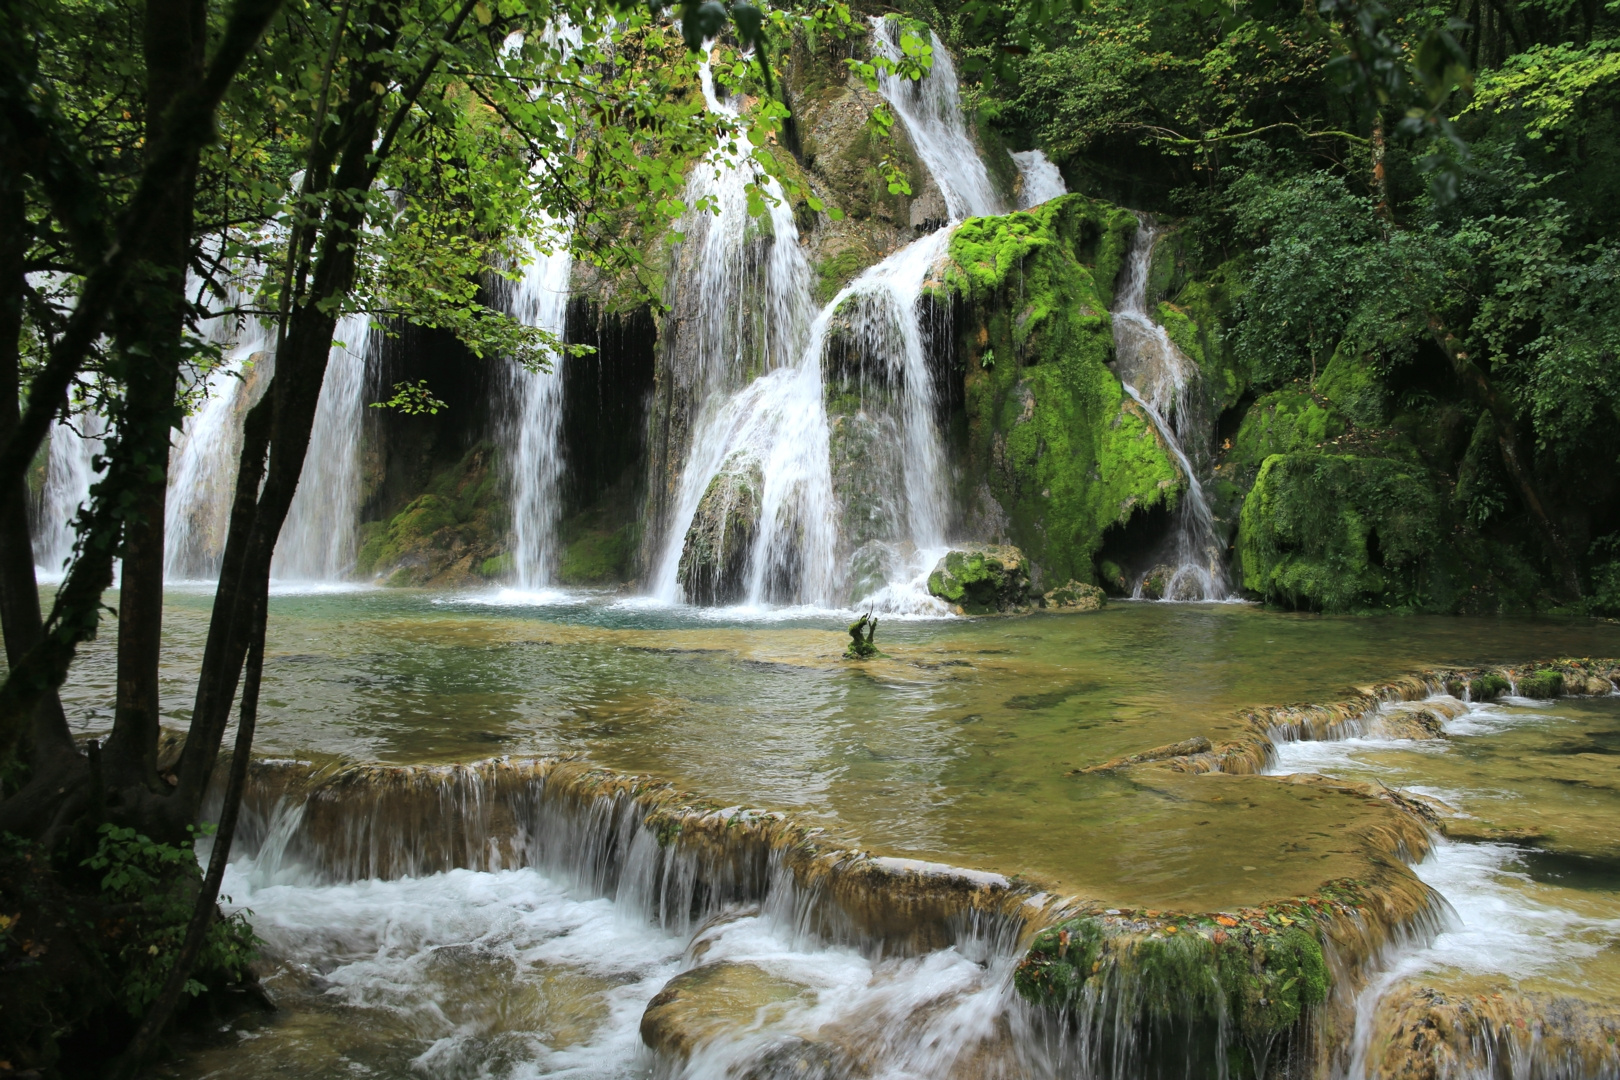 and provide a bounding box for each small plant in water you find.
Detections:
[844,612,883,659]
